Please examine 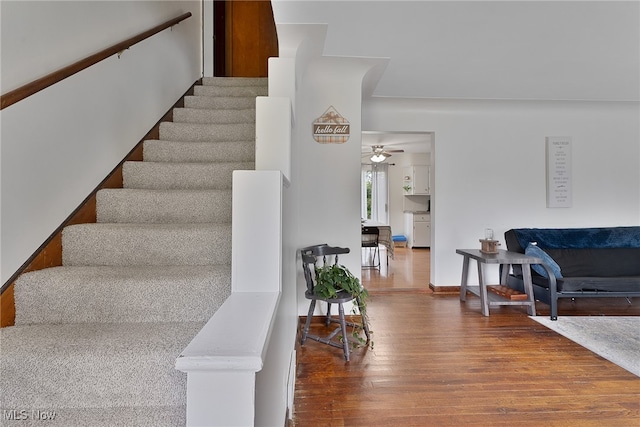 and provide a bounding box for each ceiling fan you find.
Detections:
[365,145,404,162]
